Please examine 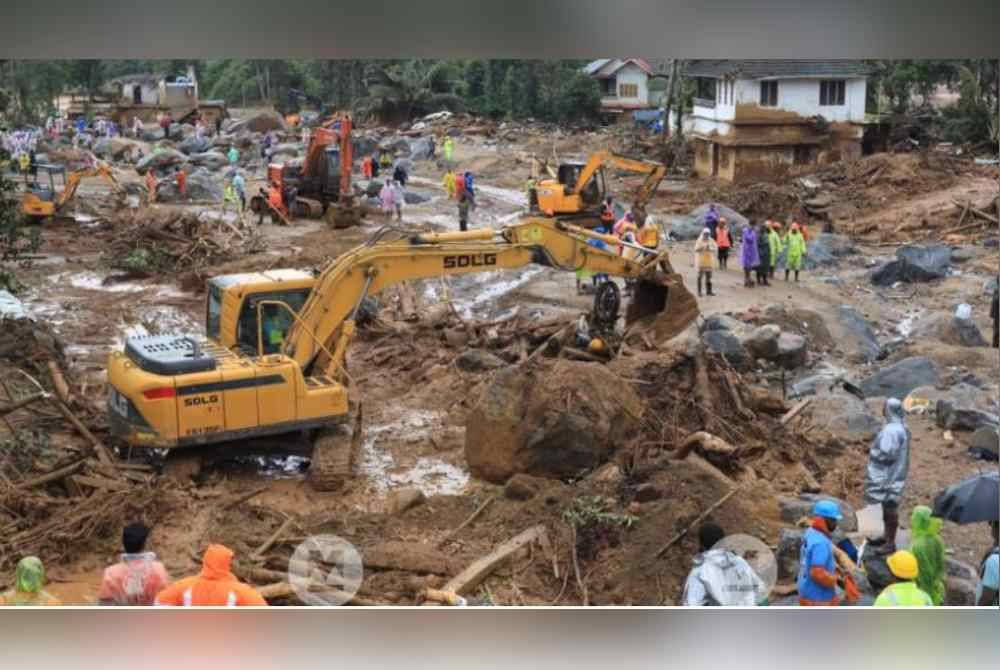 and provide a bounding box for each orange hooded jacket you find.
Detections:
[155,544,267,607]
